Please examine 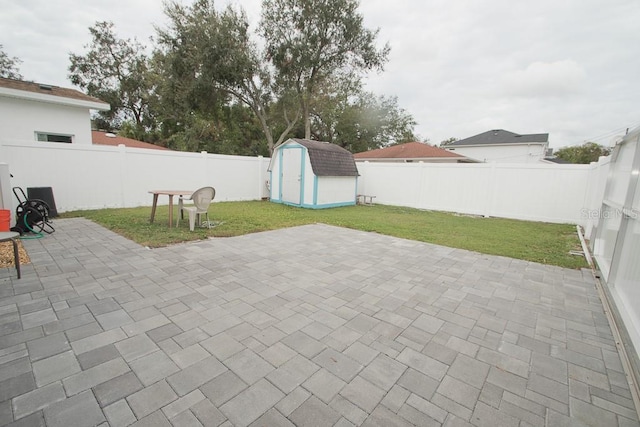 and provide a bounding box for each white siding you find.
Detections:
[317,177,357,205]
[0,96,93,144]
[447,144,547,163]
